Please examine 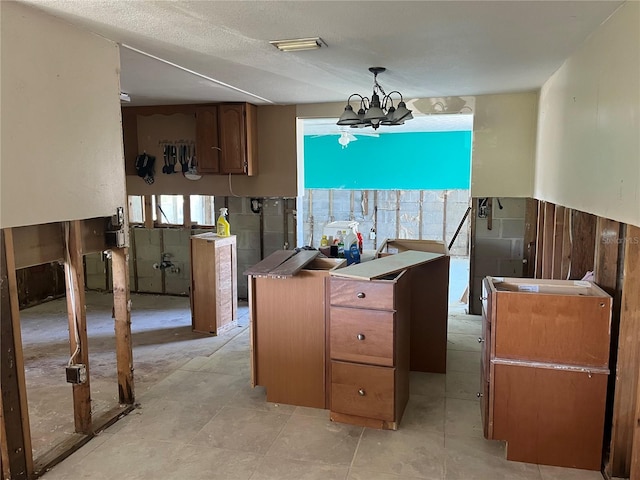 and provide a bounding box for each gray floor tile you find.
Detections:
[267,415,363,466]
[251,456,349,480]
[447,333,482,352]
[190,405,289,454]
[353,428,445,479]
[538,465,604,480]
[445,398,484,438]
[446,350,481,373]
